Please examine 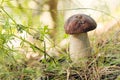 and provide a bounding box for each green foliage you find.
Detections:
[0,1,47,79]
